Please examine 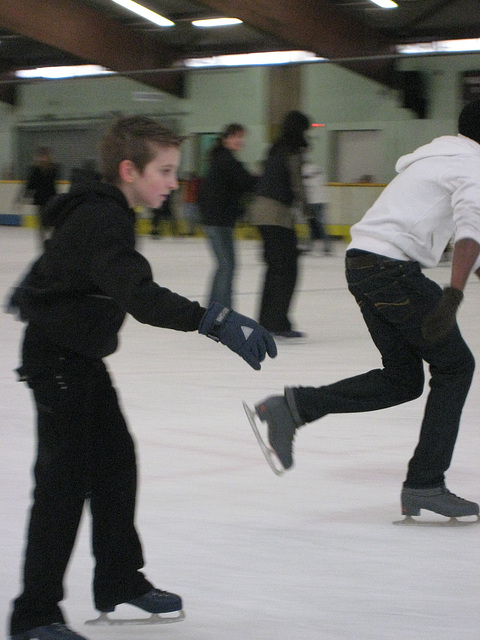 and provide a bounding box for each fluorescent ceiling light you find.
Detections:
[185,50,325,68]
[16,65,115,79]
[192,18,242,27]
[397,38,480,54]
[111,0,174,27]
[369,0,398,8]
